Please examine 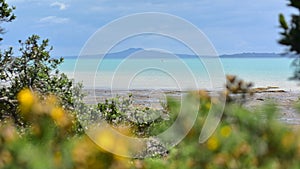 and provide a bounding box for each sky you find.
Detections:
[1,0,297,56]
